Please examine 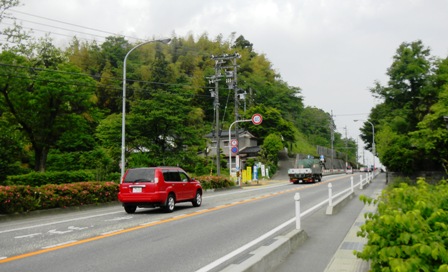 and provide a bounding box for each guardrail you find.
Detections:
[295,171,375,227]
